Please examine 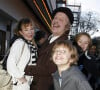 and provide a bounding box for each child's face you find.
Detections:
[52,45,71,66]
[77,35,90,51]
